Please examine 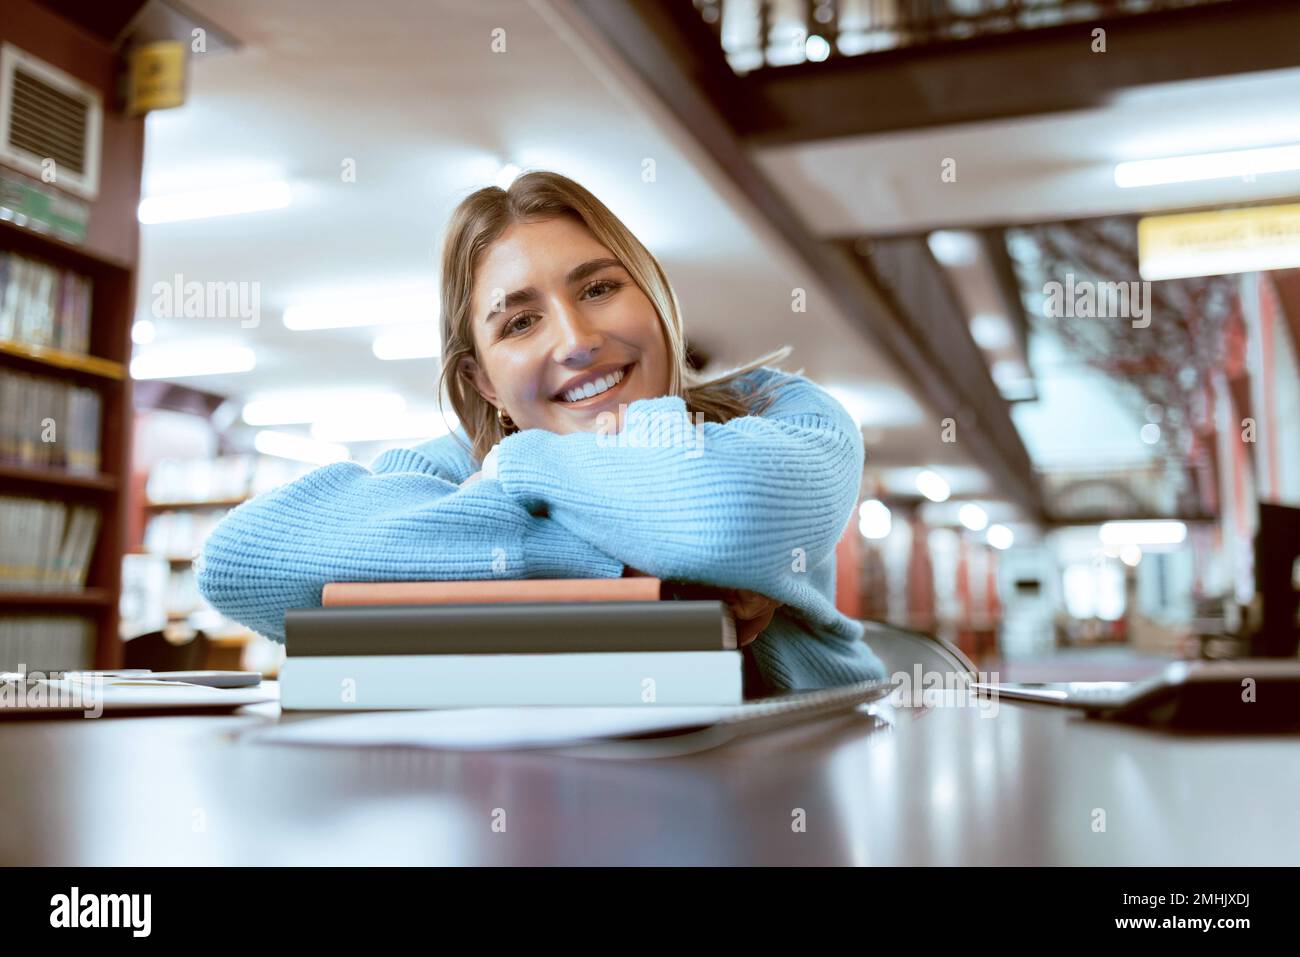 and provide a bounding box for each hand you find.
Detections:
[718,588,781,647]
[460,471,483,488]
[622,567,780,646]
